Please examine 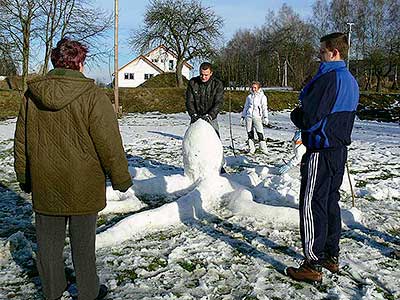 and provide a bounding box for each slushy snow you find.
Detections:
[0,112,399,300]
